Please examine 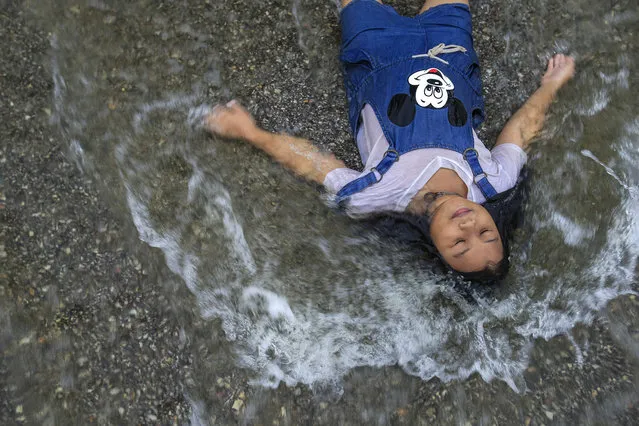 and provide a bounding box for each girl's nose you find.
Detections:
[458,217,475,229]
